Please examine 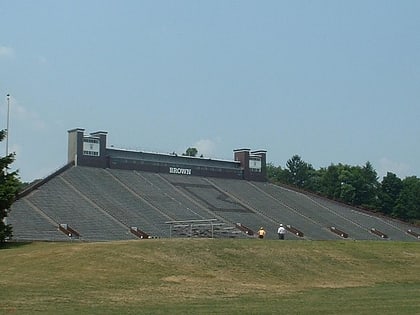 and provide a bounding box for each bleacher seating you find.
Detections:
[22,174,135,241]
[8,166,420,242]
[208,178,335,239]
[8,199,68,241]
[61,167,169,237]
[251,181,379,240]
[308,194,416,241]
[108,169,213,221]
